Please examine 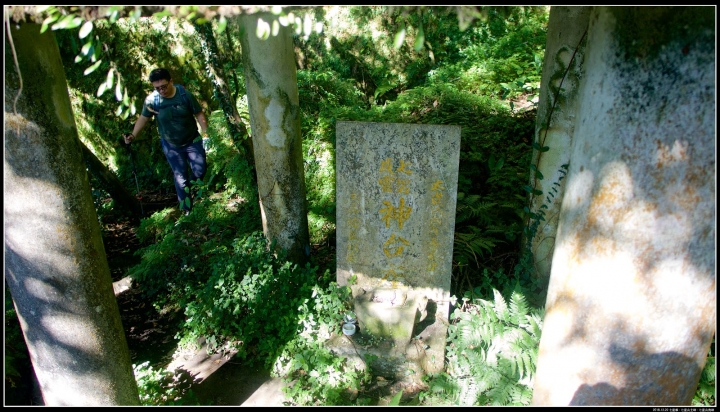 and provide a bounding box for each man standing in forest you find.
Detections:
[124,68,209,214]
